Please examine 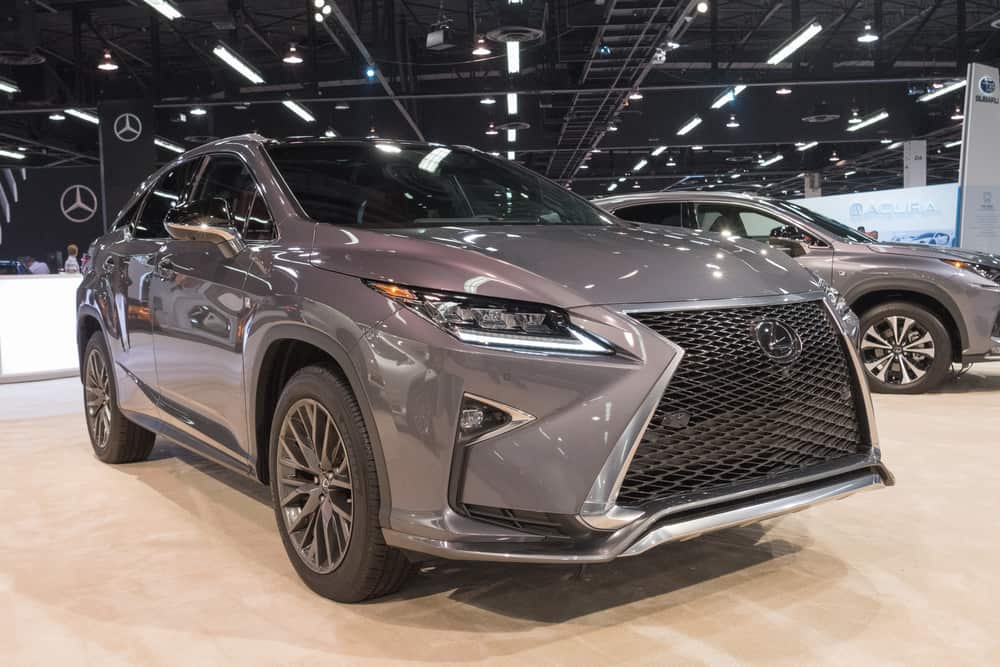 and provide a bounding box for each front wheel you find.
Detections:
[268,365,411,602]
[858,301,952,394]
